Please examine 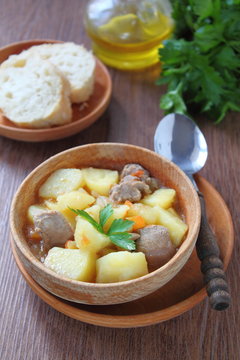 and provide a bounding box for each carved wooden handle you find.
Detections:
[196,192,231,310]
